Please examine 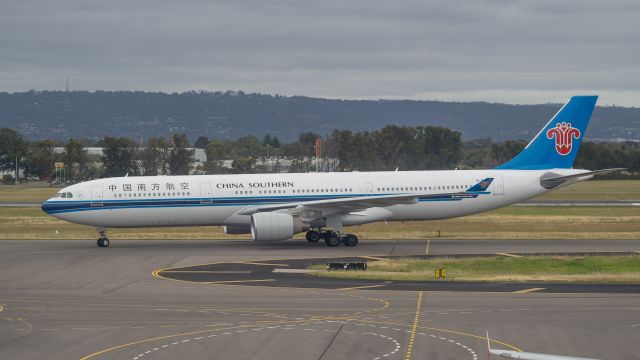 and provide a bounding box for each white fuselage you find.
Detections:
[42,168,583,228]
